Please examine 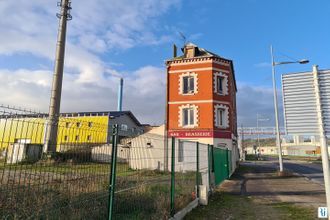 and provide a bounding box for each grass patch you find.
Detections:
[0,160,197,219]
[184,192,318,220]
[184,192,258,220]
[266,154,321,162]
[245,154,258,161]
[272,202,317,220]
